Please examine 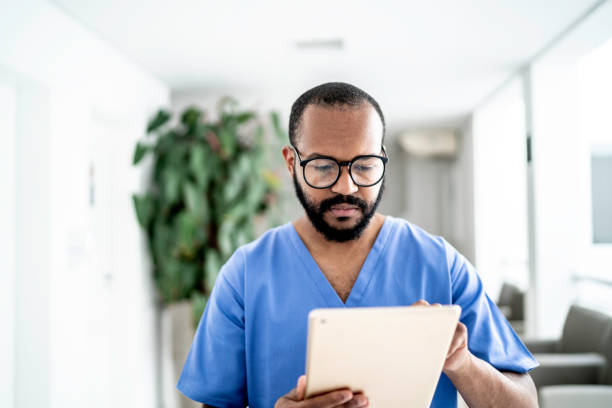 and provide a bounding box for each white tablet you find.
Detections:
[305,305,461,407]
